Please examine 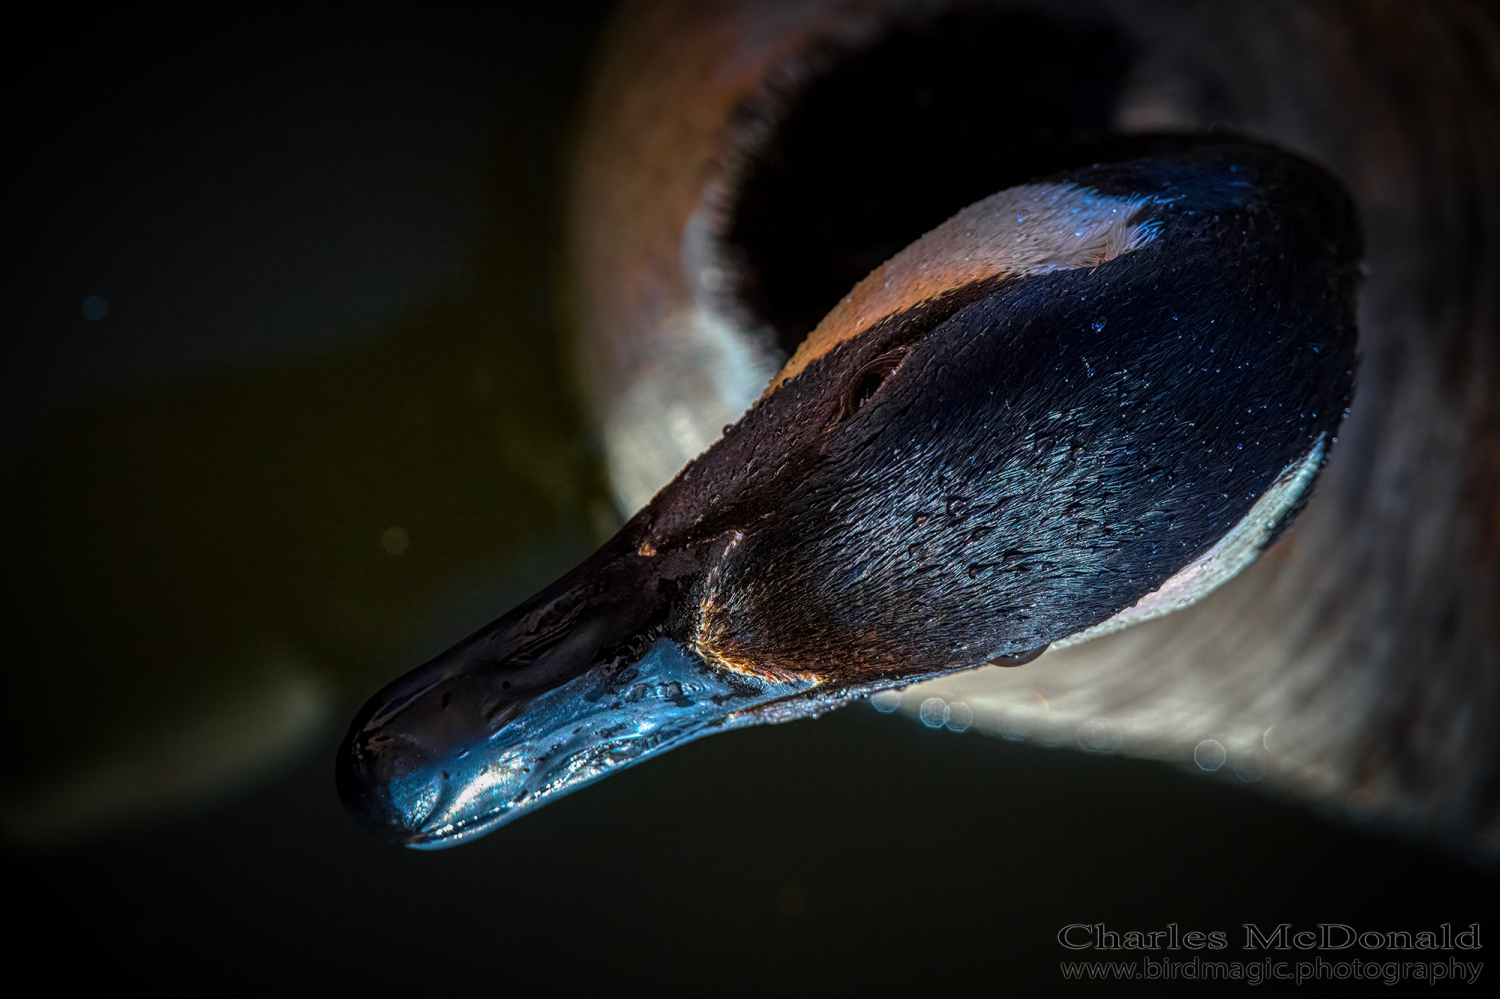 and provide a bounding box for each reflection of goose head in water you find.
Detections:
[338,1,1499,856]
